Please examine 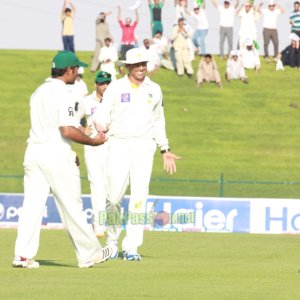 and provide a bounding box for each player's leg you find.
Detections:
[13,145,50,268]
[122,139,156,259]
[84,145,108,237]
[44,147,105,266]
[105,139,131,252]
